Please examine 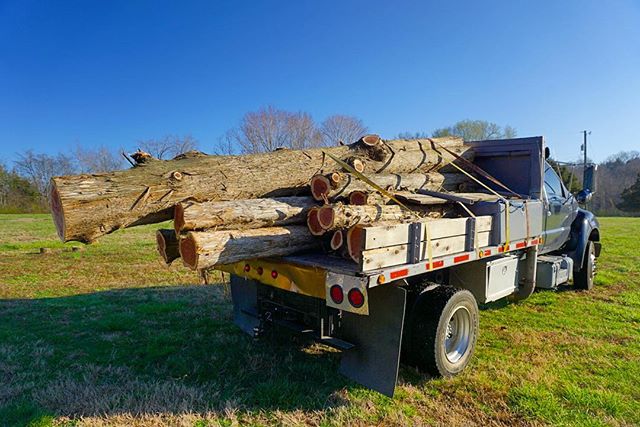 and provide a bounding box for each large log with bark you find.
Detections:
[50,135,468,243]
[179,226,319,270]
[315,203,452,231]
[174,196,314,233]
[310,172,466,201]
